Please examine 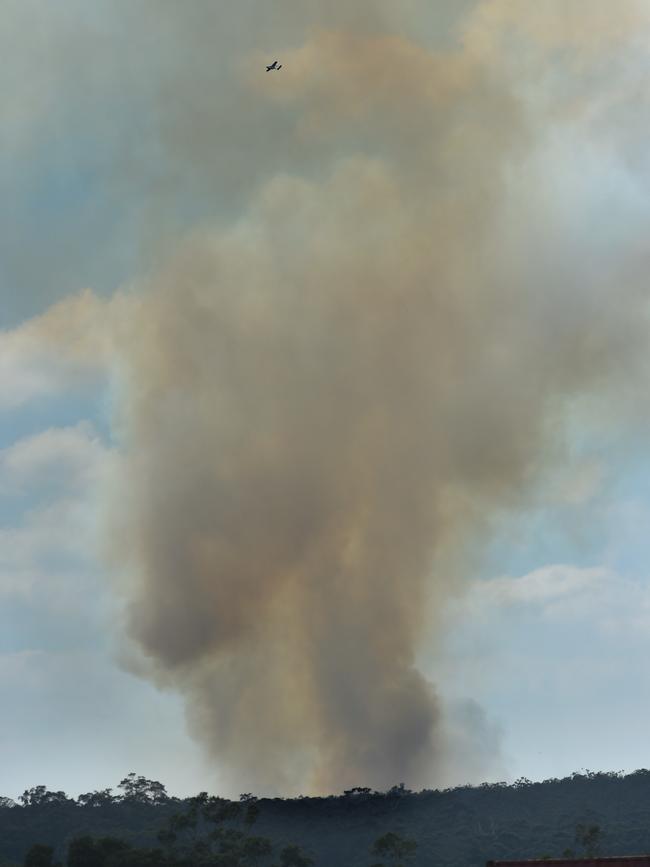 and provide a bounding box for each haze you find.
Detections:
[1,0,650,801]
